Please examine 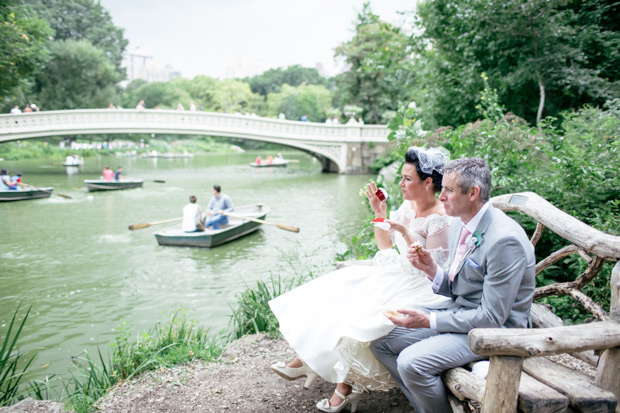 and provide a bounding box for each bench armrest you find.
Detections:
[468,321,620,357]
